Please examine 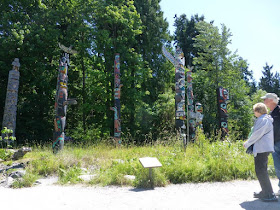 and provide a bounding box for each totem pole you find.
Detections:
[110,53,122,145]
[186,66,196,142]
[195,102,204,130]
[216,86,229,137]
[2,58,20,140]
[53,43,77,153]
[162,46,186,143]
